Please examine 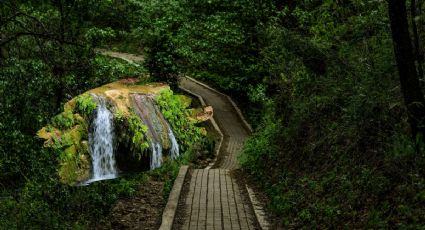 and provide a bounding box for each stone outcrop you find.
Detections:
[37,79,211,185]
